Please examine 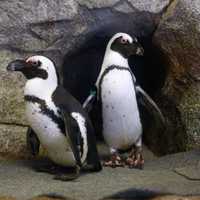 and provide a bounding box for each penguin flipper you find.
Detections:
[82,86,97,113]
[59,109,82,167]
[64,110,102,172]
[84,120,102,172]
[136,85,165,126]
[52,86,101,170]
[26,127,40,156]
